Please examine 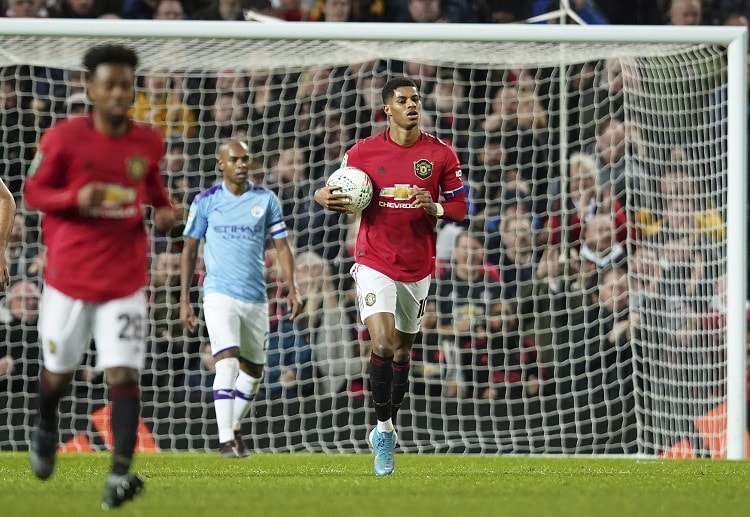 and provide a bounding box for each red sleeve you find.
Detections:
[440,147,466,223]
[443,196,466,222]
[23,129,79,213]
